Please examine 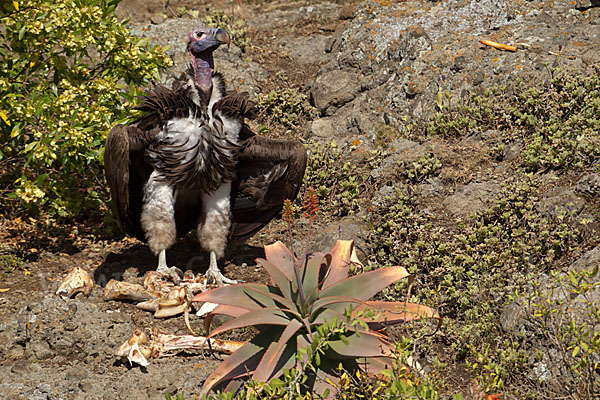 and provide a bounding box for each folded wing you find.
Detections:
[230,128,307,240]
[104,124,154,241]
